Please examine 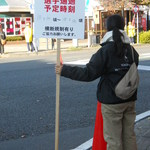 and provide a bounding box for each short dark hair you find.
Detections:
[106,14,125,31]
